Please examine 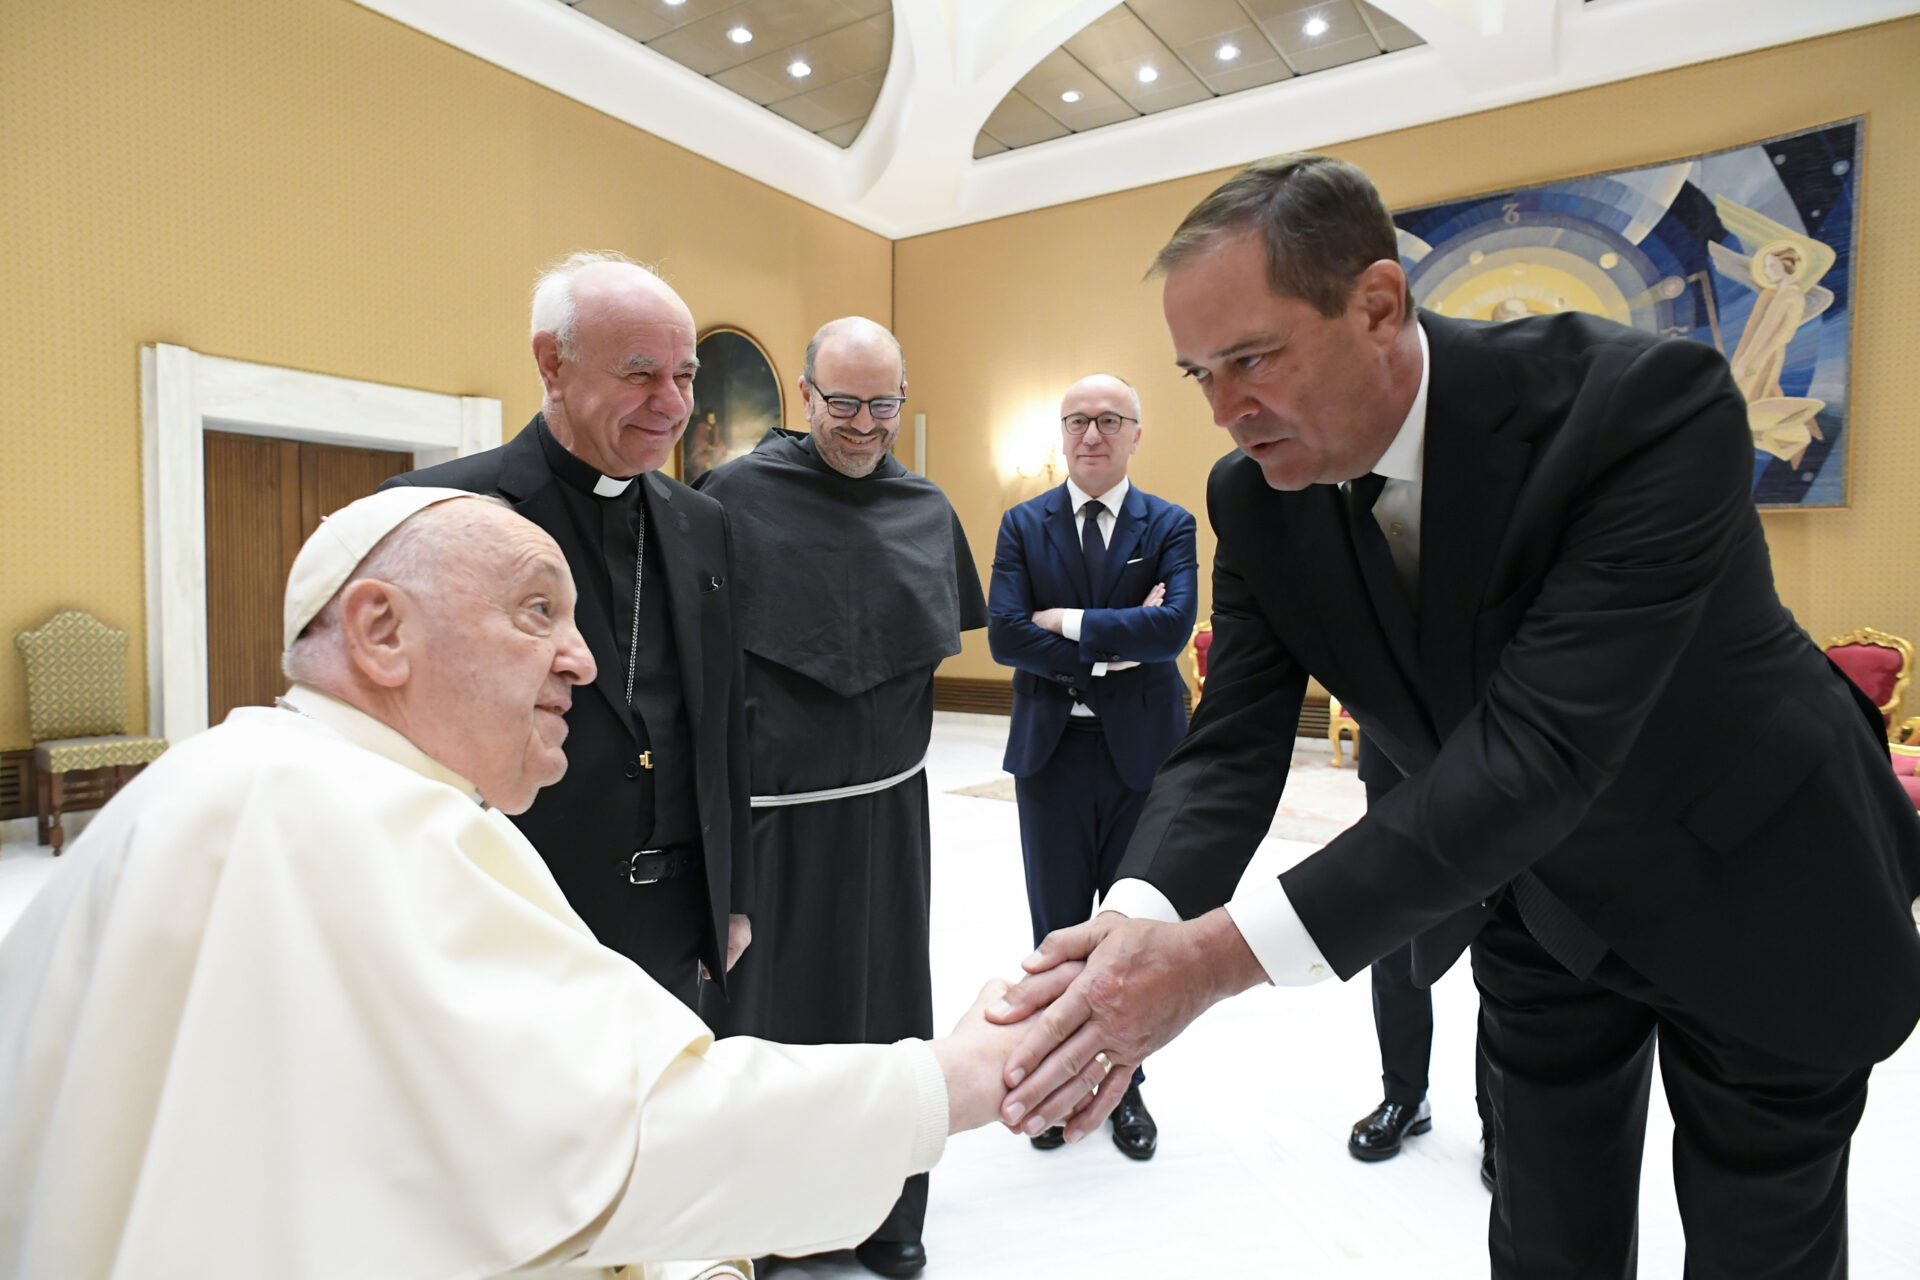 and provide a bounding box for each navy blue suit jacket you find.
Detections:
[989,482,1199,791]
